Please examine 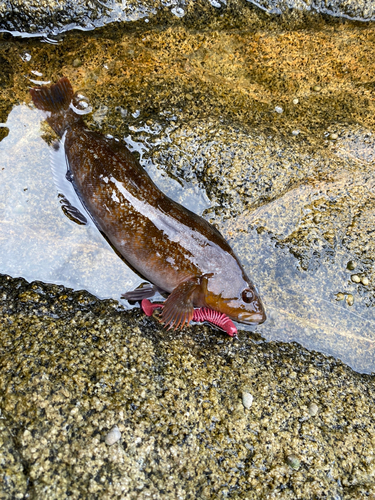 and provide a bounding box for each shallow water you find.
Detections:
[1,13,375,373]
[0,104,210,298]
